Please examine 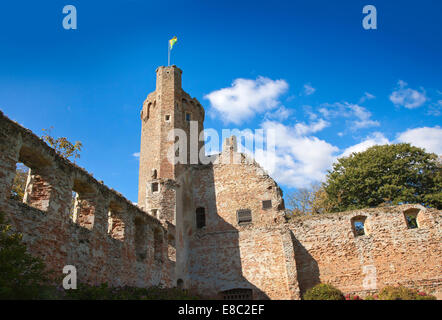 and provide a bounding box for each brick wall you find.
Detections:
[0,110,174,288]
[288,204,442,297]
